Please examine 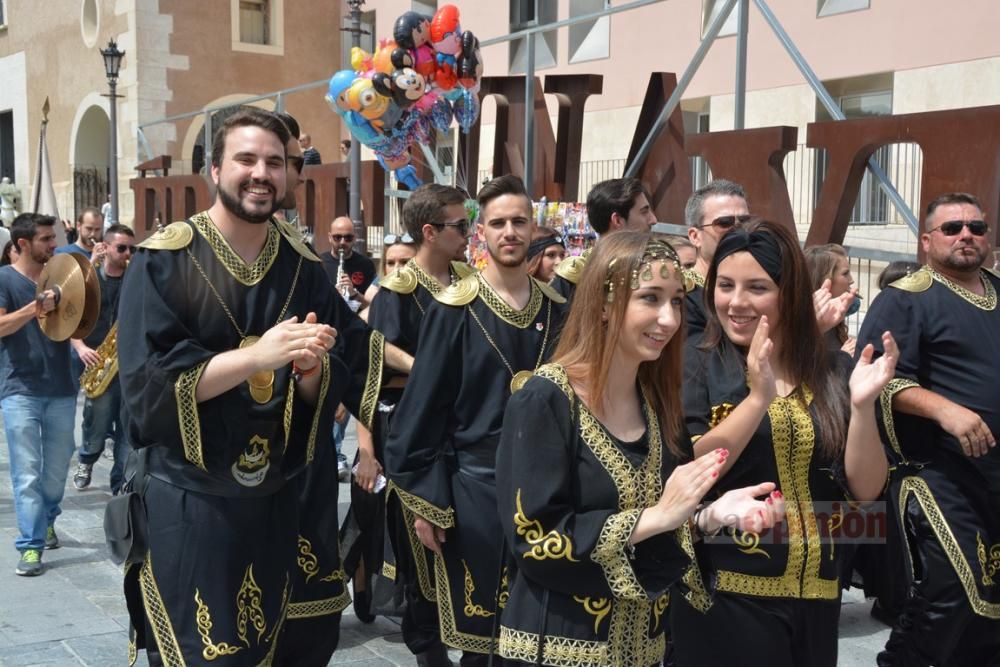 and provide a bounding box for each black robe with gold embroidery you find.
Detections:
[683,270,708,341]
[856,266,1000,663]
[672,342,856,666]
[495,364,710,667]
[118,213,382,665]
[384,272,567,654]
